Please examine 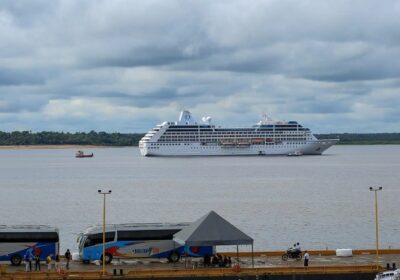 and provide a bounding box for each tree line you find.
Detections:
[315,133,400,145]
[0,131,143,146]
[0,131,399,146]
